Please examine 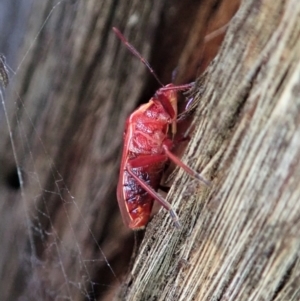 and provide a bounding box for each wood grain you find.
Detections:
[119,0,300,300]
